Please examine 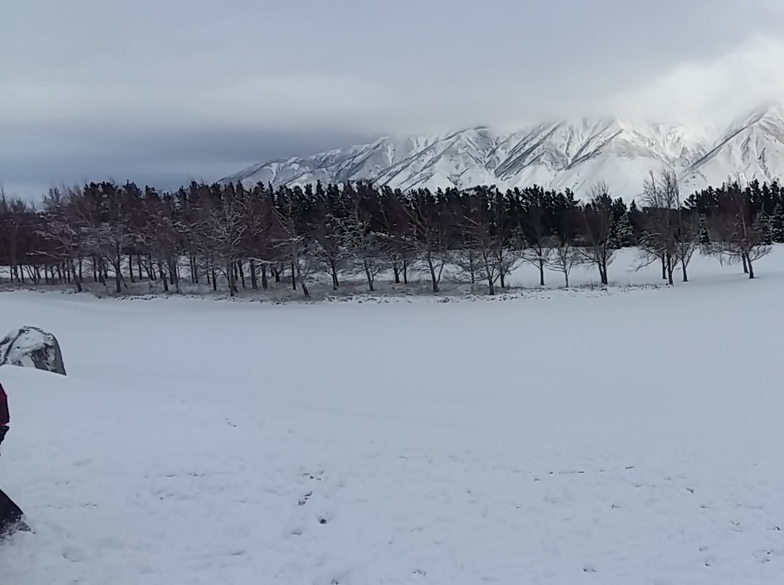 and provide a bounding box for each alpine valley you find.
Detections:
[223,102,784,200]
